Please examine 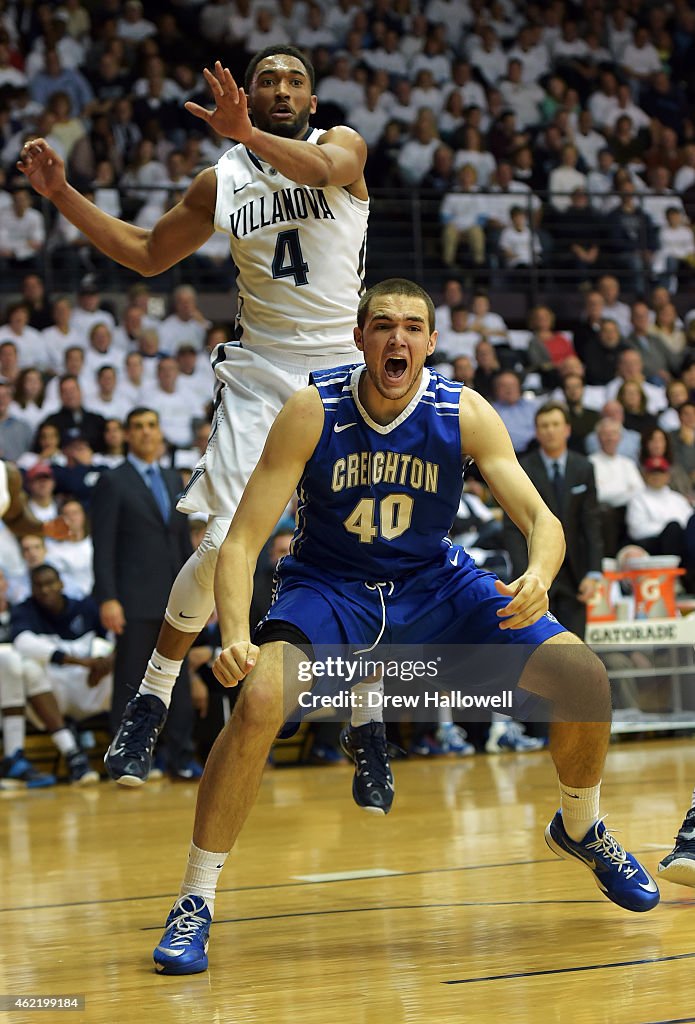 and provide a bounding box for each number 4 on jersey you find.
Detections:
[272,228,309,286]
[344,494,414,544]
